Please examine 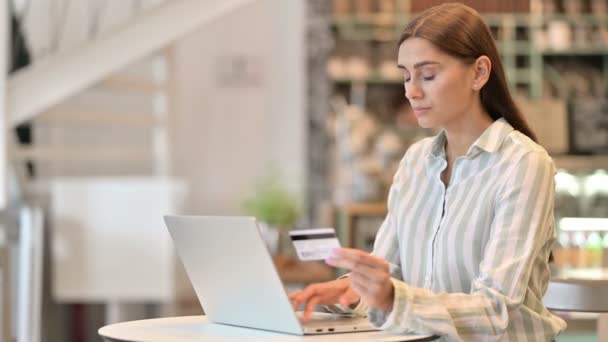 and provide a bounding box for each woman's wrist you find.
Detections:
[381,280,395,312]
